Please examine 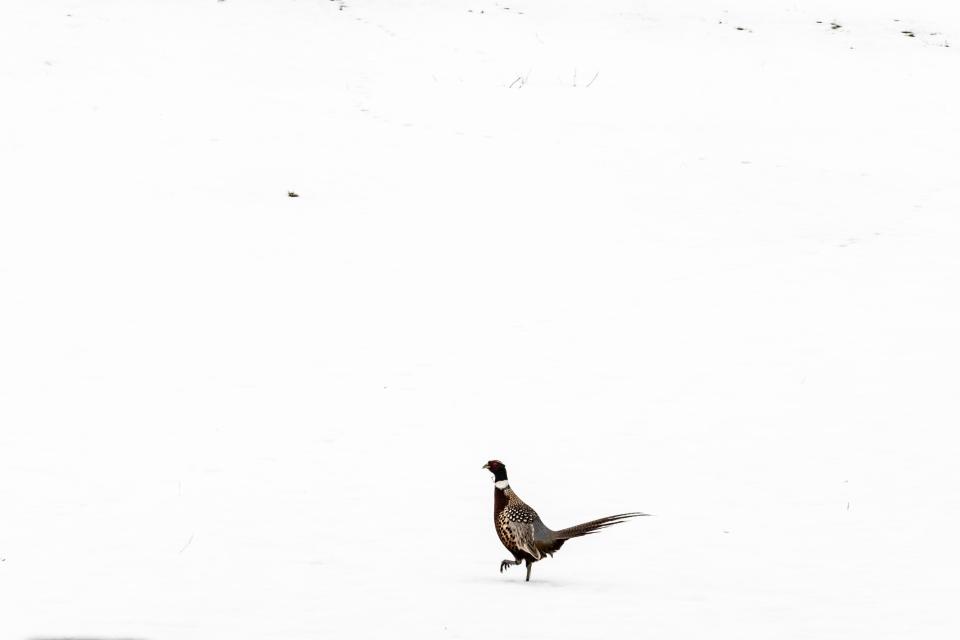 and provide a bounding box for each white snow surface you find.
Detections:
[2,0,960,638]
